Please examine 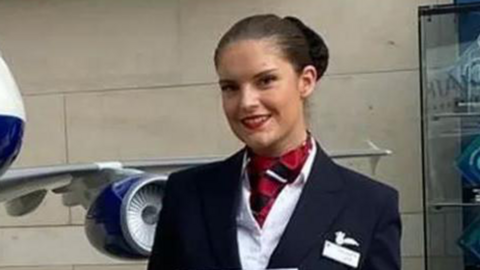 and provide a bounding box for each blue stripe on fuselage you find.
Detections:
[0,115,24,177]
